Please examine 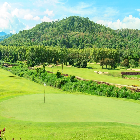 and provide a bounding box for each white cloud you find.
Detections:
[97,19,125,29]
[24,14,41,21]
[0,2,57,33]
[96,15,140,30]
[24,25,35,30]
[0,2,11,19]
[11,8,19,17]
[12,8,33,19]
[33,16,40,21]
[44,9,54,16]
[0,2,26,33]
[41,16,53,22]
[24,14,34,20]
[2,2,11,12]
[122,15,140,29]
[136,9,140,14]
